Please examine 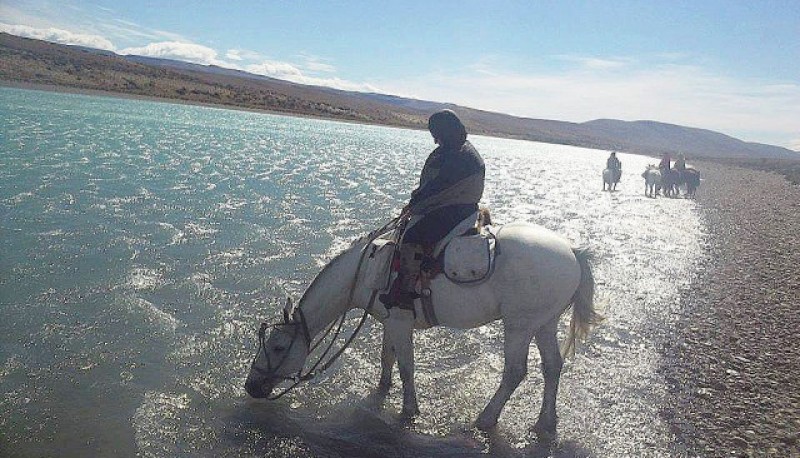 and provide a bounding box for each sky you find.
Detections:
[2,0,798,150]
